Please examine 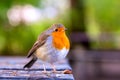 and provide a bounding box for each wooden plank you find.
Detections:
[0,57,74,80]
